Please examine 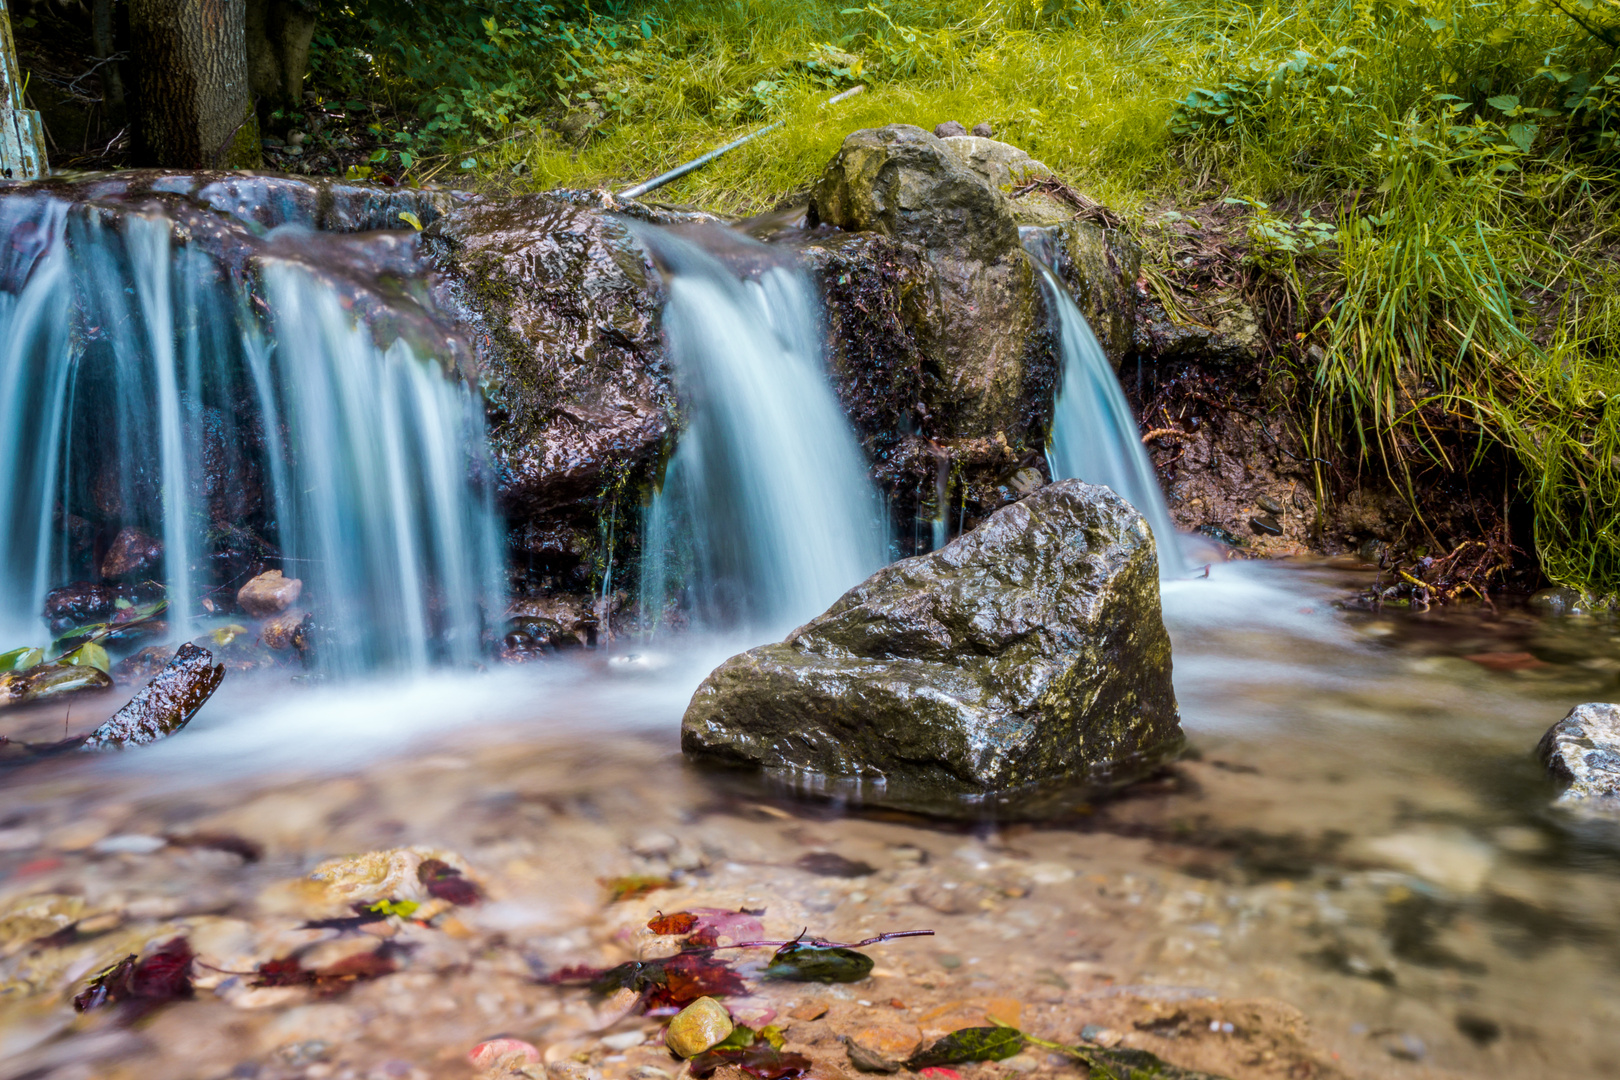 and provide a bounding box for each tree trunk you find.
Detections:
[246,0,315,113]
[91,0,126,114]
[130,0,262,168]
